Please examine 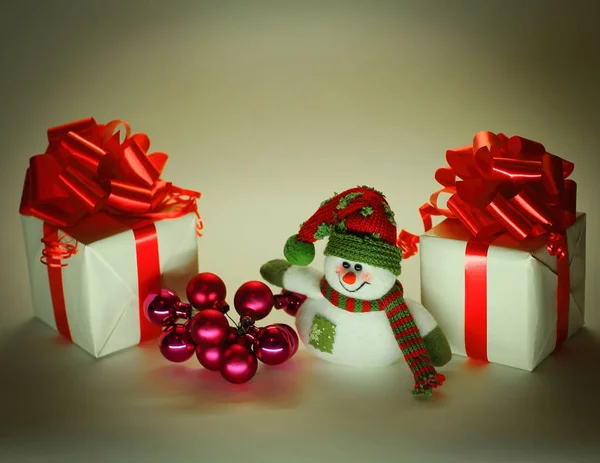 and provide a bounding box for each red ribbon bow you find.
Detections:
[399,131,576,256]
[20,118,202,265]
